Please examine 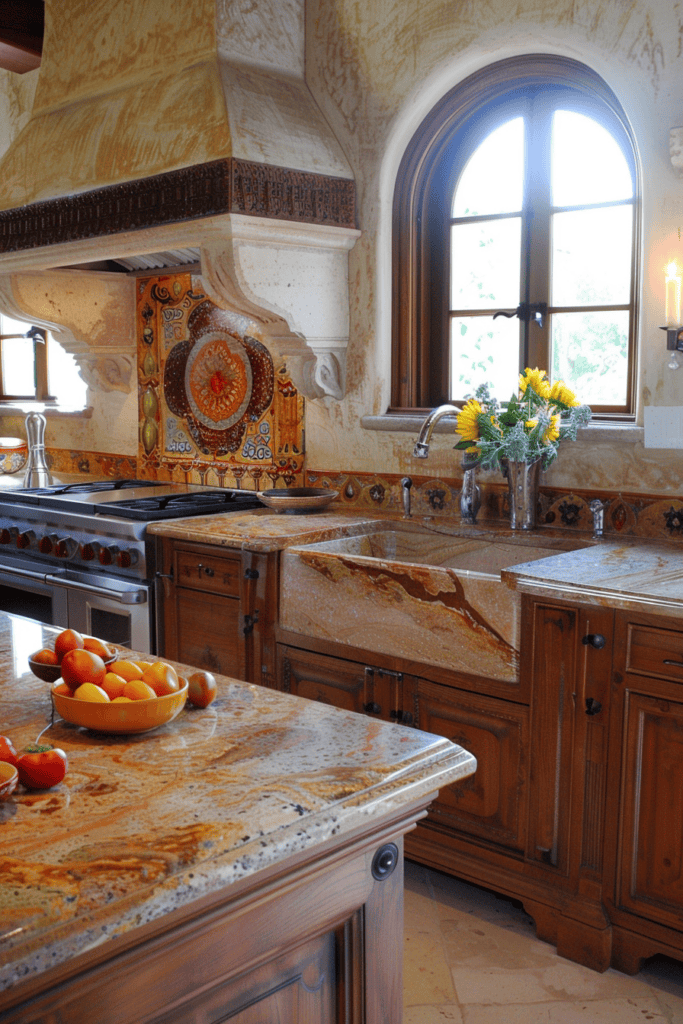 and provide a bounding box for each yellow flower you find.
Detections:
[519,367,550,399]
[543,415,560,444]
[525,418,538,432]
[456,398,483,442]
[549,379,579,407]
